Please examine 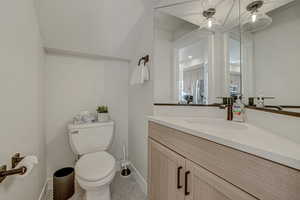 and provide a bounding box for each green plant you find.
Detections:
[97,105,108,113]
